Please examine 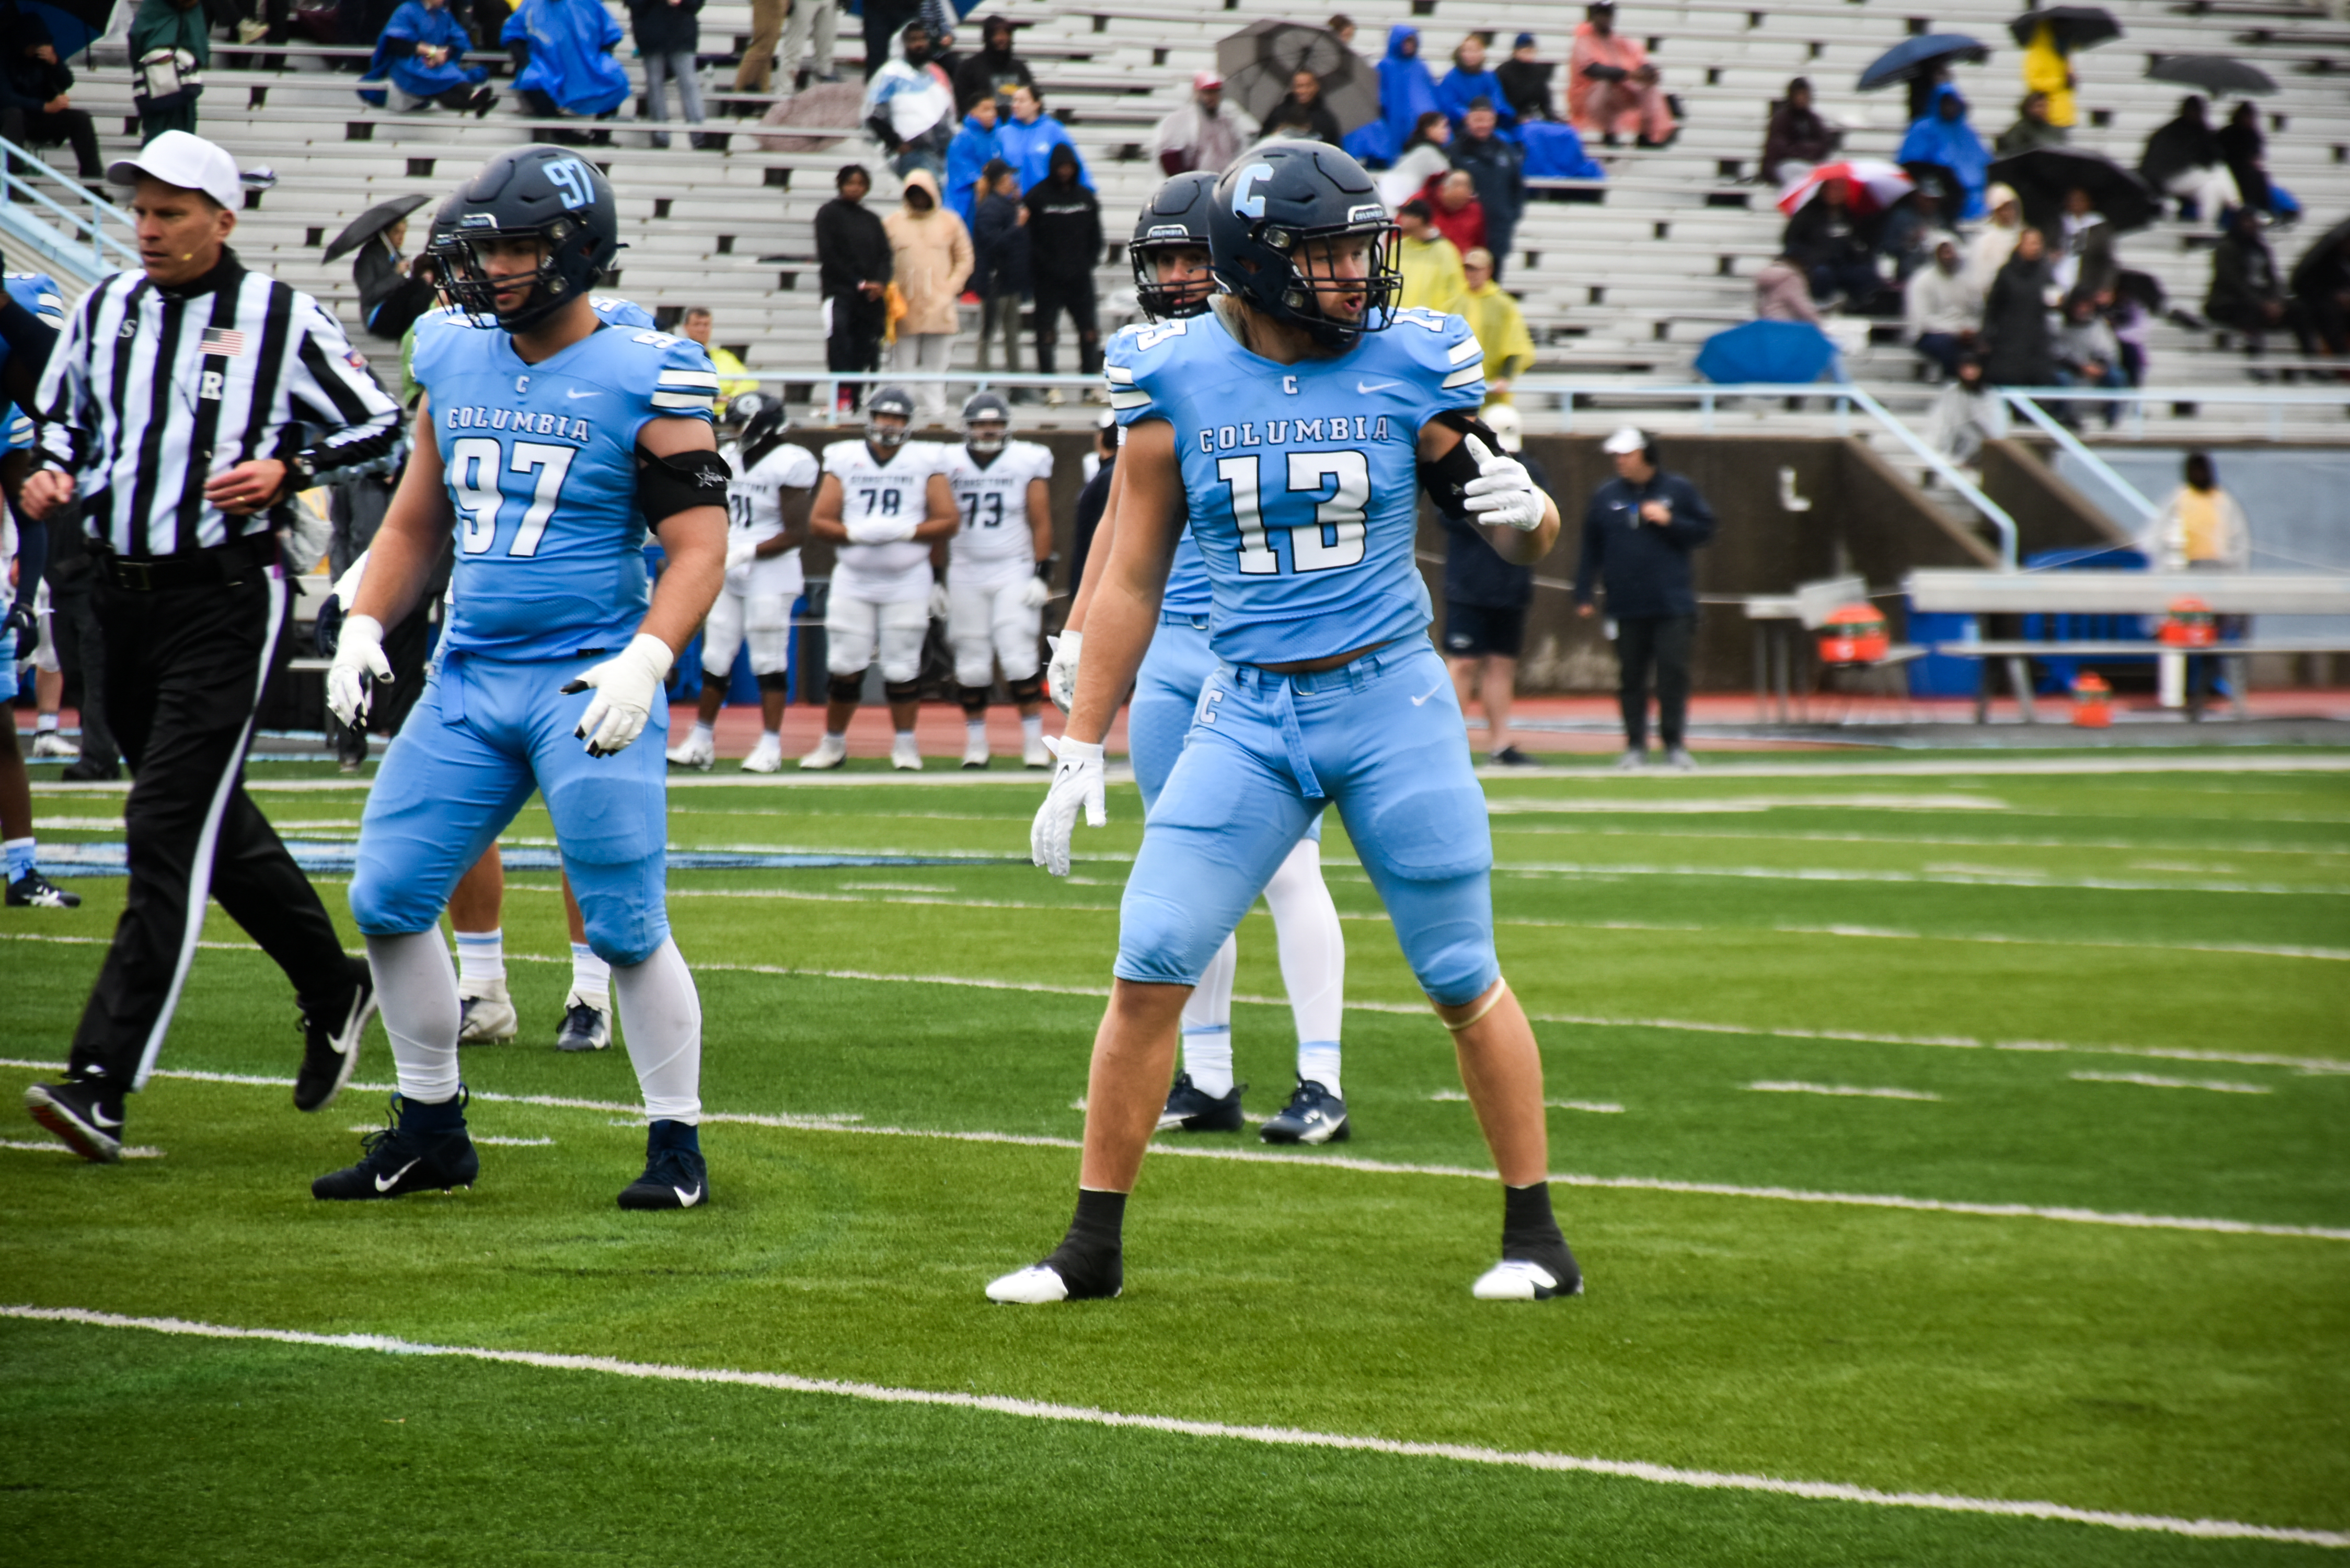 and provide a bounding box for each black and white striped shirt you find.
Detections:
[32,251,401,557]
